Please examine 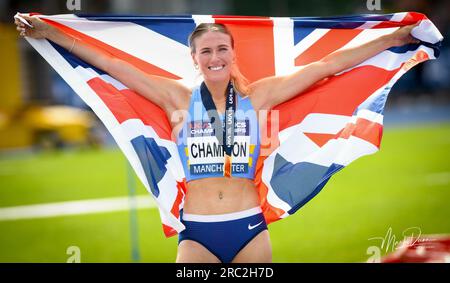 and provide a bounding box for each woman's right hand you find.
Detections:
[14,14,51,39]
